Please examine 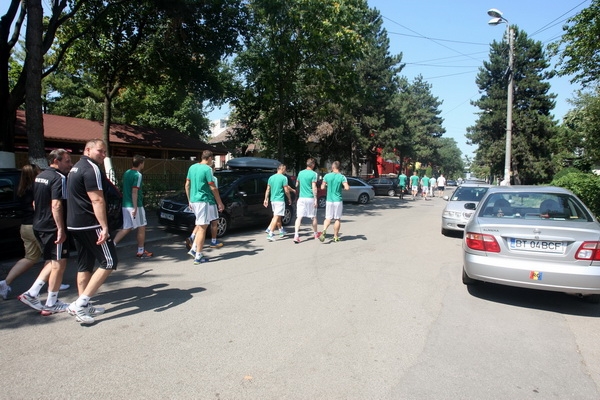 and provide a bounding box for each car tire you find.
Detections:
[216,215,229,238]
[387,189,396,197]
[462,268,479,285]
[357,193,370,204]
[317,196,326,209]
[282,206,293,225]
